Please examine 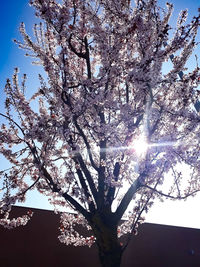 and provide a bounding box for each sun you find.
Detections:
[131,135,148,157]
